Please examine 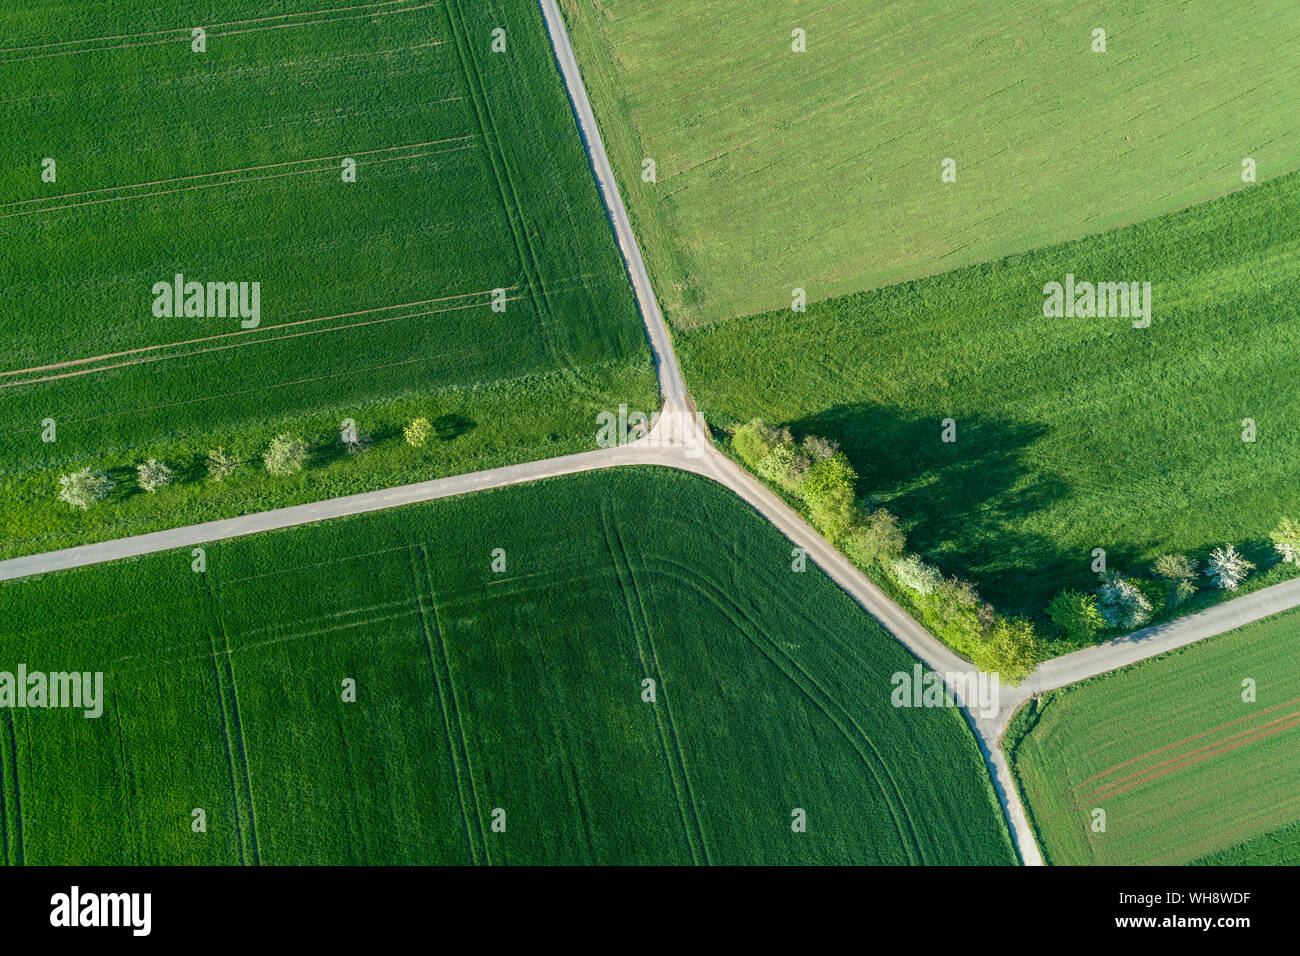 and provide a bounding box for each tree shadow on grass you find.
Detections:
[308,415,477,469]
[173,452,211,486]
[431,413,474,441]
[788,403,1073,616]
[103,464,141,503]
